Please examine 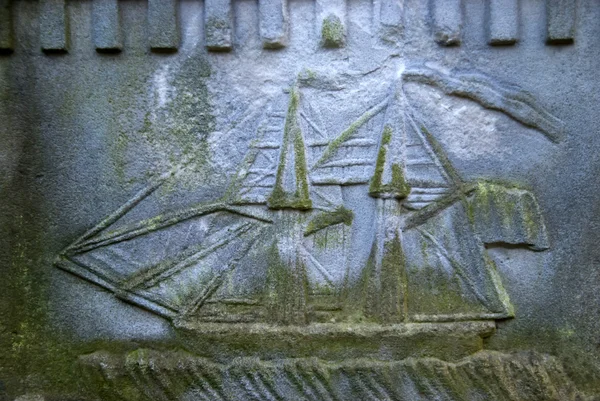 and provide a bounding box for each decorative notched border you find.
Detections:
[0,0,580,55]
